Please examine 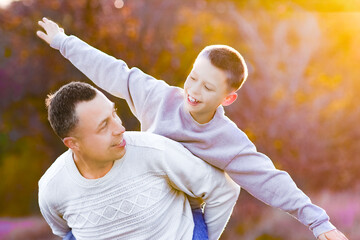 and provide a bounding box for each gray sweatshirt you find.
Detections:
[39,132,239,240]
[51,32,336,238]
